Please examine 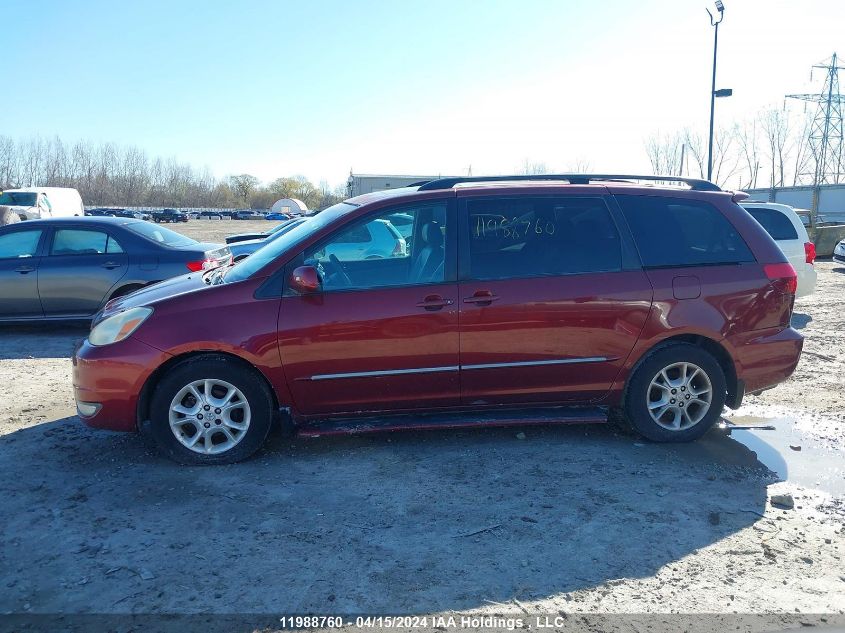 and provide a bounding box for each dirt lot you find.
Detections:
[1,219,844,628]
